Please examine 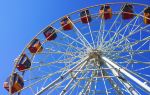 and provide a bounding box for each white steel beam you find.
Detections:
[102,56,150,93]
[104,61,138,95]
